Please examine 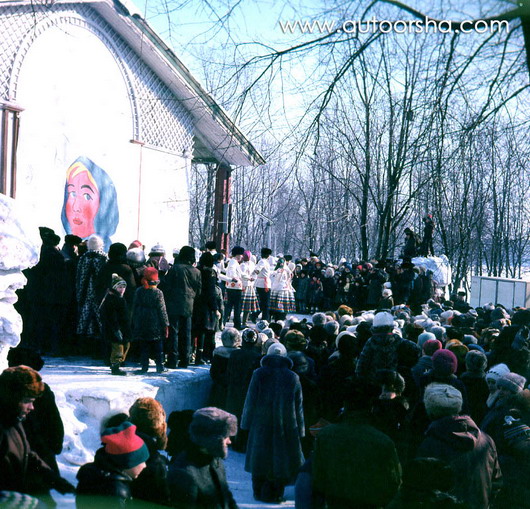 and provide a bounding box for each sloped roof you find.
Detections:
[1,0,265,167]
